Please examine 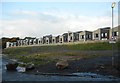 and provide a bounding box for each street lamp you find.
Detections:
[111,2,116,37]
[111,2,116,67]
[112,2,116,8]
